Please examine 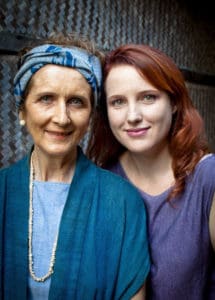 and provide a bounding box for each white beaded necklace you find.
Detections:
[29,154,58,282]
